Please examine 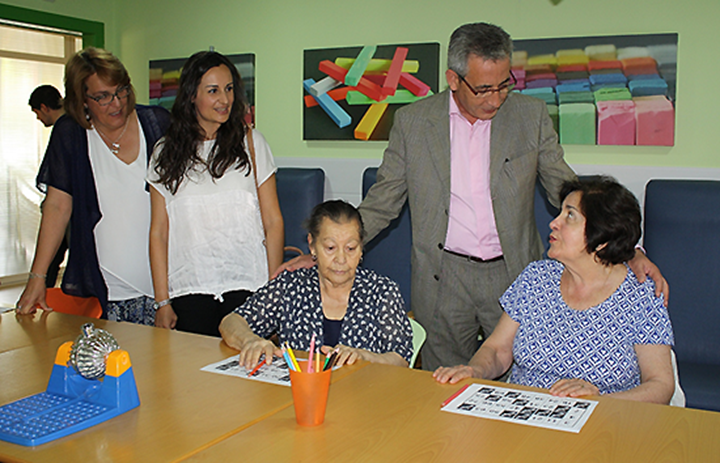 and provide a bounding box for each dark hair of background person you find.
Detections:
[447,22,513,76]
[29,85,63,110]
[154,51,250,195]
[64,47,136,130]
[559,176,641,266]
[304,200,367,244]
